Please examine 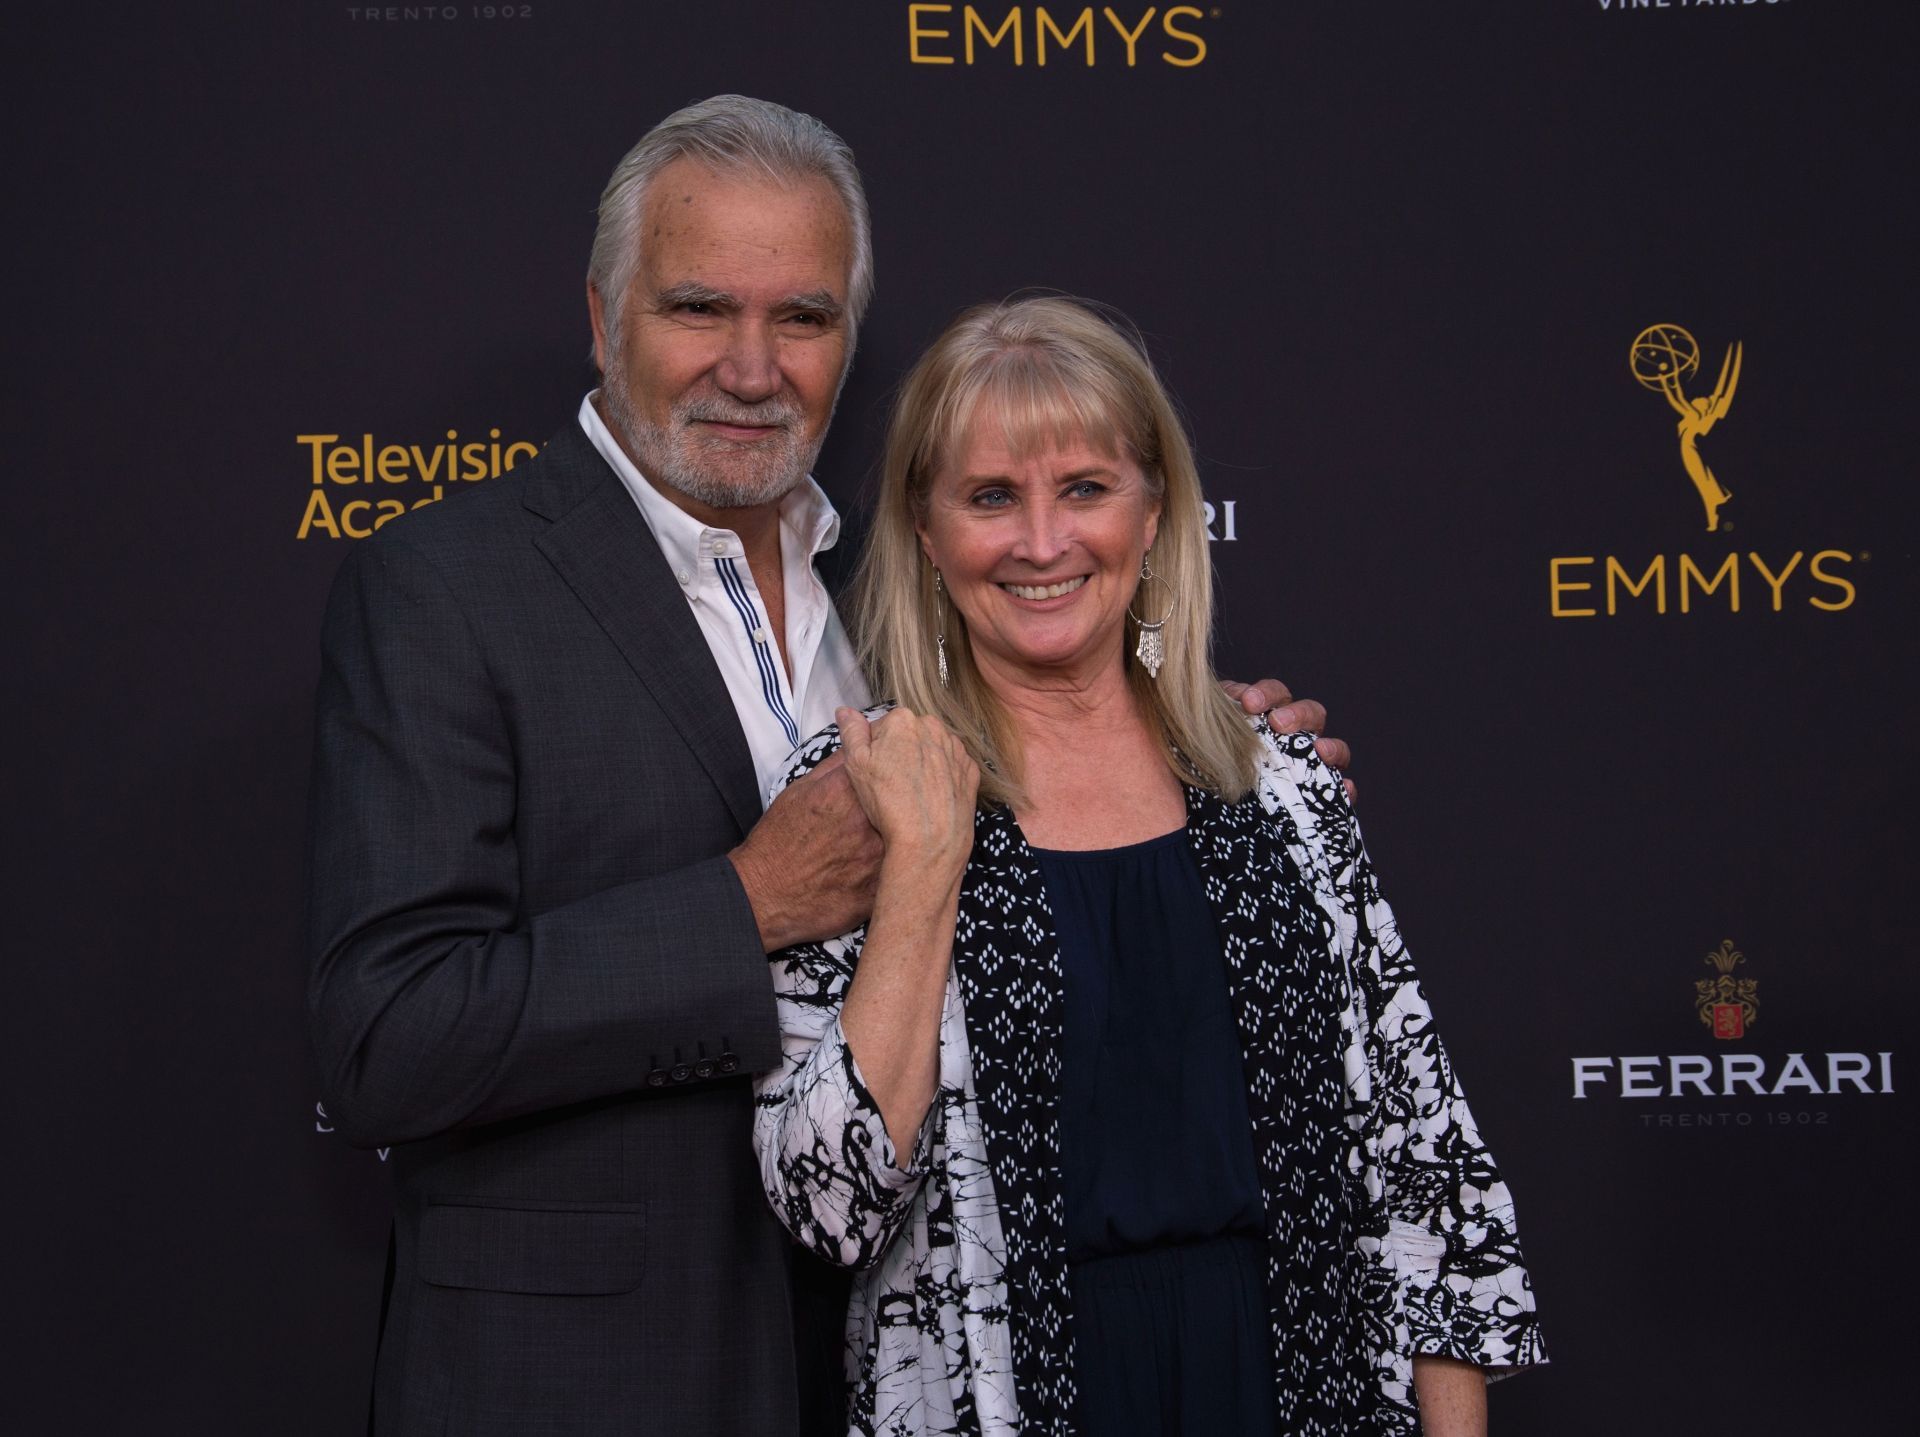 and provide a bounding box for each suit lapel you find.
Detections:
[525,425,762,836]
